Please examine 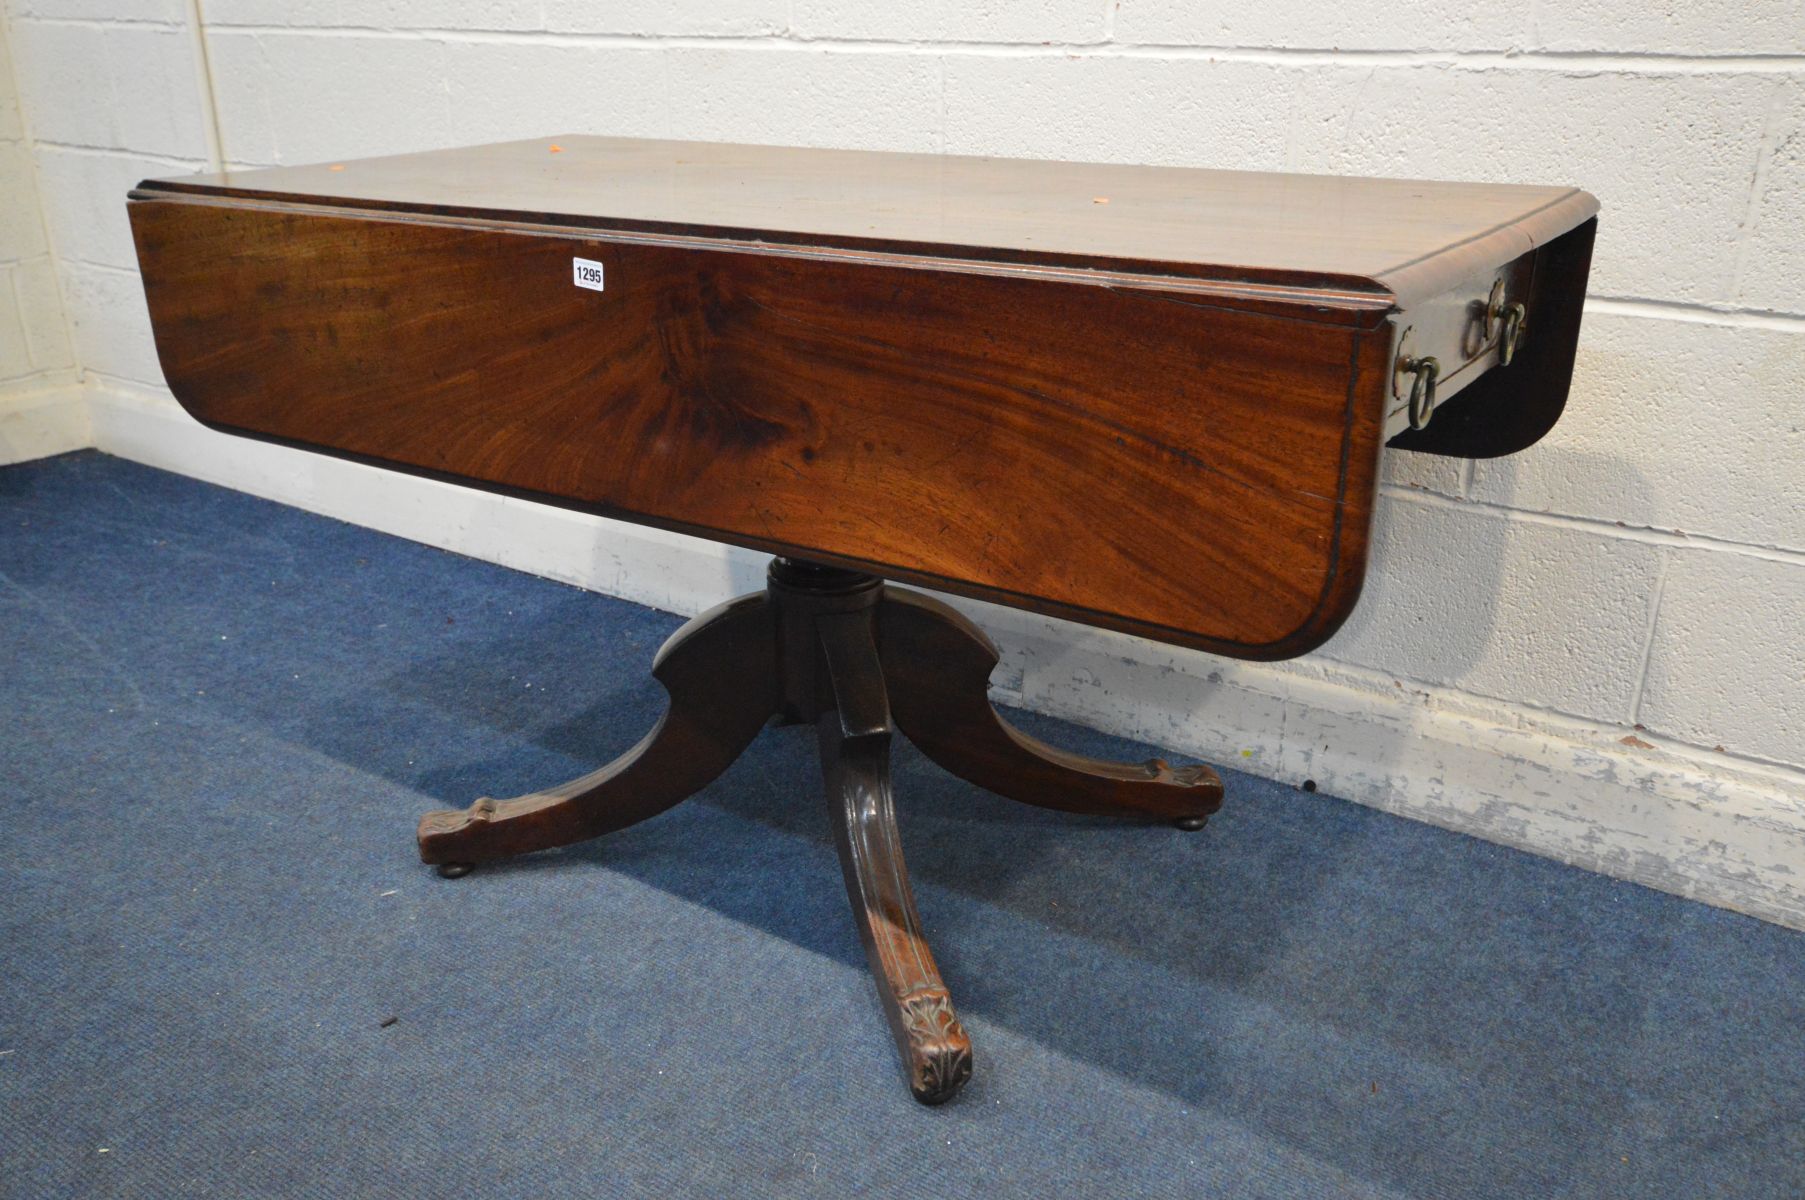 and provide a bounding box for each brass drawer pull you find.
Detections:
[1404,355,1440,430]
[1498,301,1526,366]
[1485,278,1508,339]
